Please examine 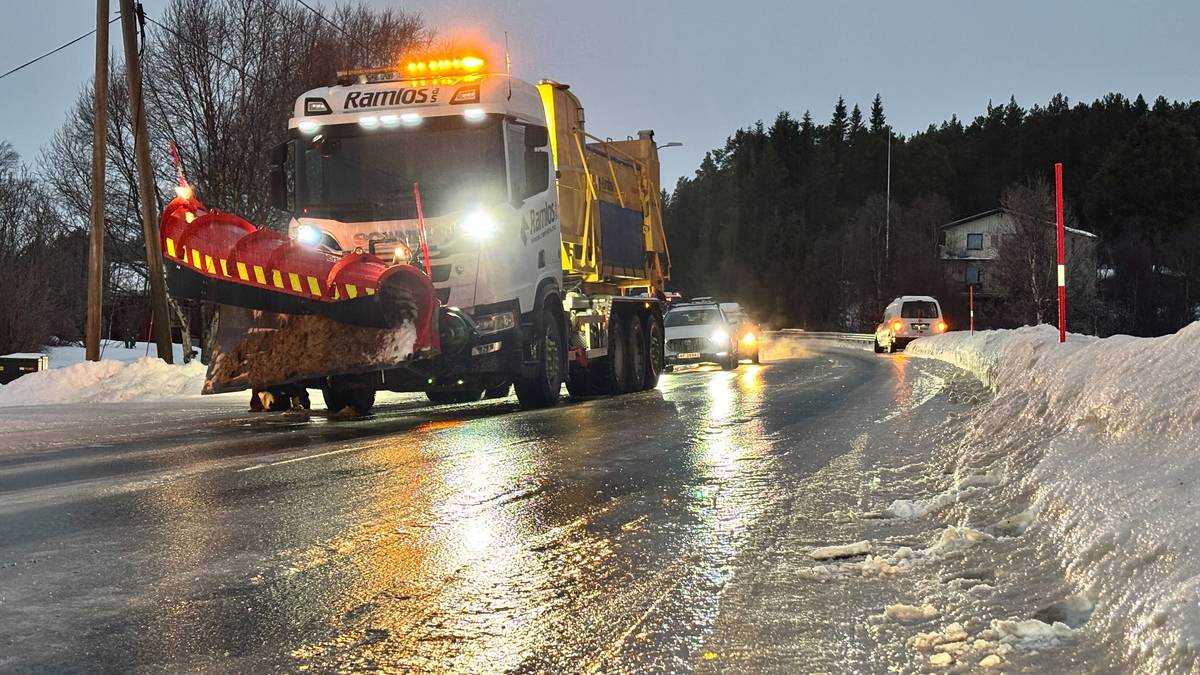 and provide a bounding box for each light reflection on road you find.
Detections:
[0,339,990,672]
